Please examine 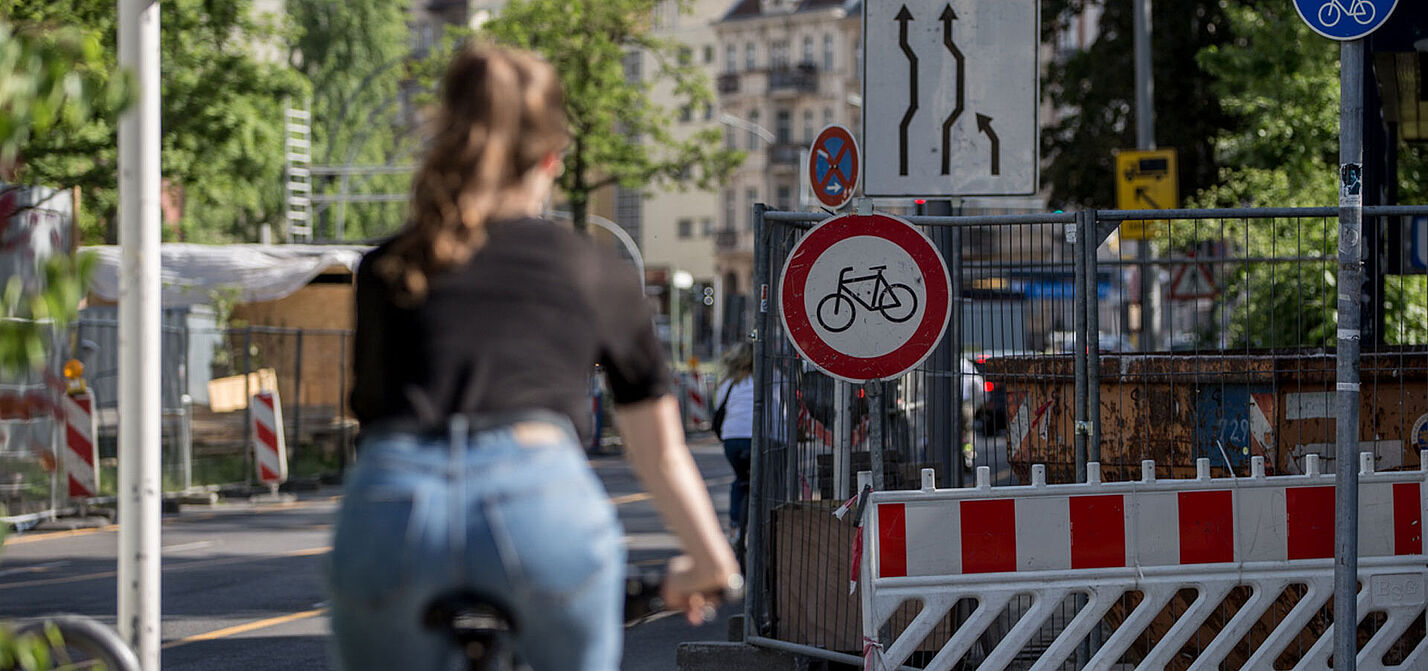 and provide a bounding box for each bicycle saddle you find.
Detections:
[422,590,519,664]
